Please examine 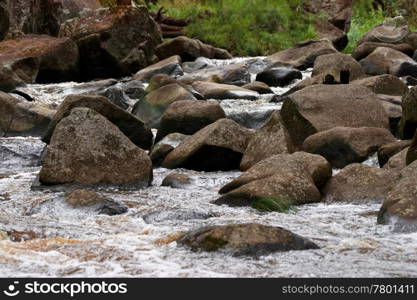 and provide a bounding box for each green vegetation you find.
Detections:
[155,0,317,56]
[252,196,295,213]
